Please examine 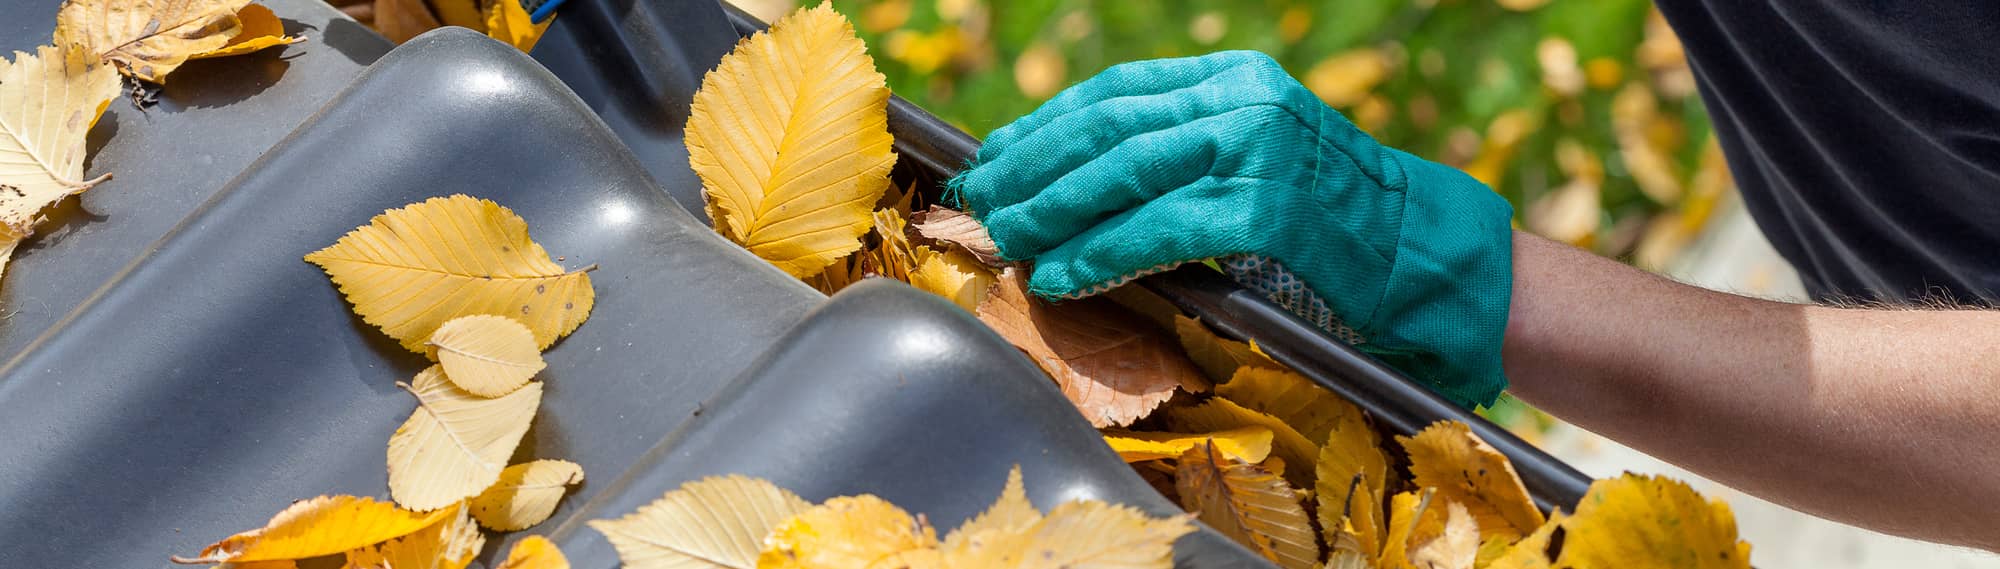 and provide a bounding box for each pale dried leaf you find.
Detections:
[427,314,546,397]
[54,0,253,82]
[496,535,571,569]
[1408,501,1479,569]
[1399,421,1544,539]
[1174,441,1319,569]
[588,475,812,569]
[1100,426,1273,464]
[1164,396,1316,489]
[689,3,896,278]
[471,459,584,531]
[940,500,1194,569]
[170,496,453,564]
[0,44,119,245]
[388,366,543,511]
[976,268,1204,427]
[757,495,939,569]
[911,206,1003,266]
[304,195,595,353]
